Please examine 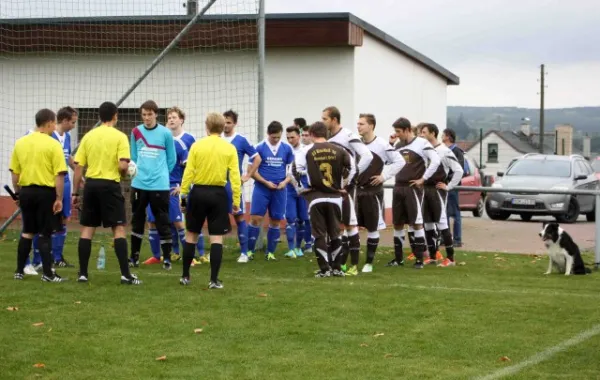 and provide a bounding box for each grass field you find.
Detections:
[1,230,600,380]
